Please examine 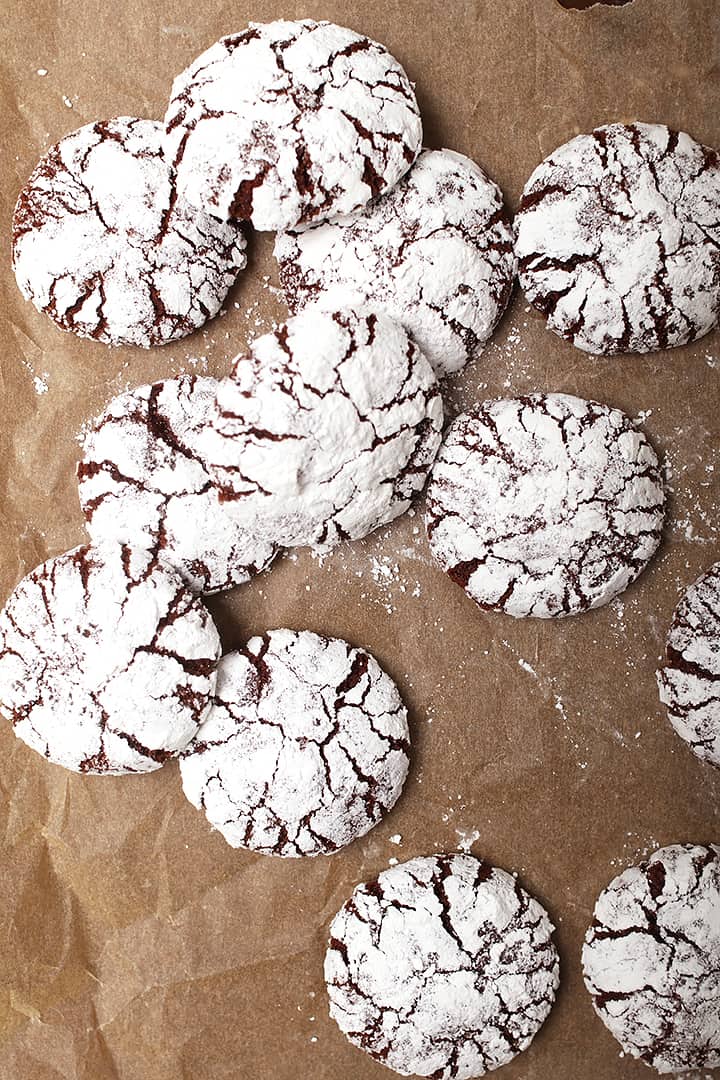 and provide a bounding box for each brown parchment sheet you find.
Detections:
[0,1,718,1077]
